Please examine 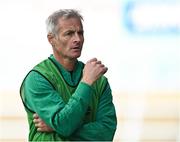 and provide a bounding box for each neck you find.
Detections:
[53,54,77,71]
